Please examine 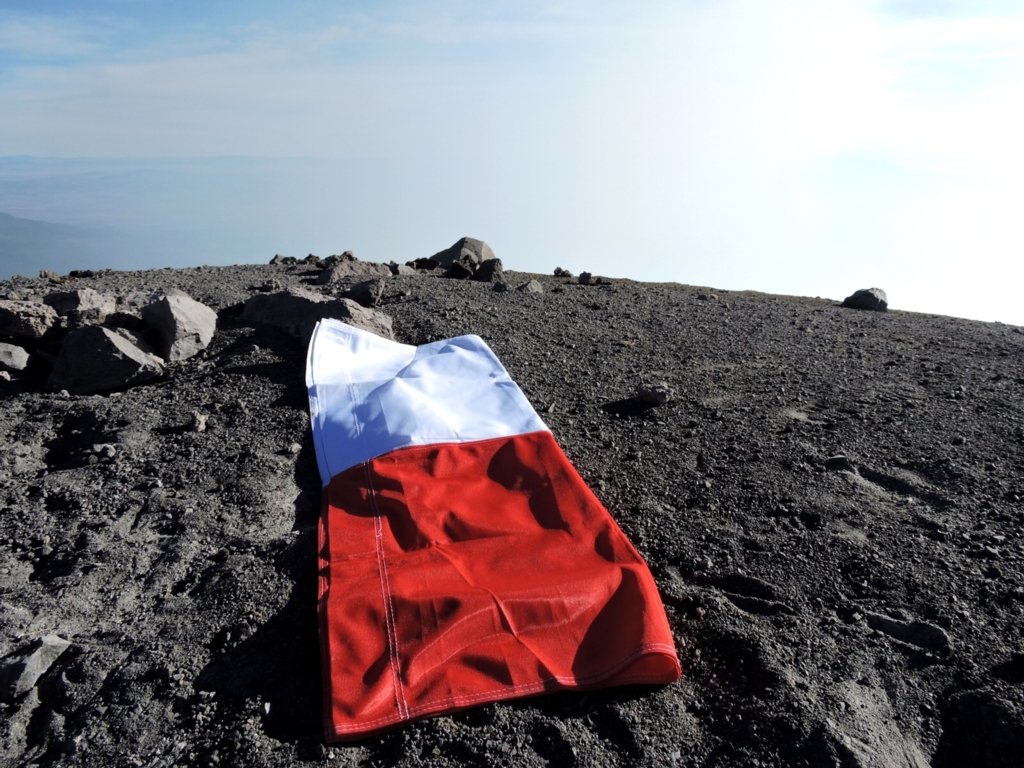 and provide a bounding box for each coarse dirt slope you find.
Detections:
[2,261,1024,768]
